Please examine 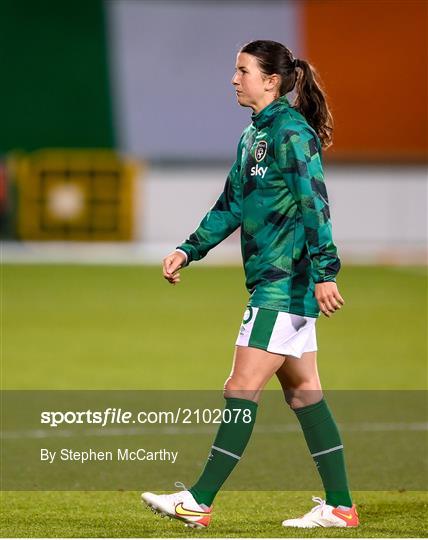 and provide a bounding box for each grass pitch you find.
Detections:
[3,264,426,390]
[2,264,427,537]
[1,490,427,538]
